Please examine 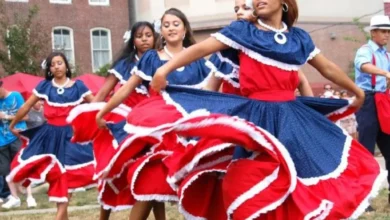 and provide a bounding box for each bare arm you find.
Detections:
[96,74,142,120]
[84,94,94,103]
[161,38,228,76]
[151,37,228,92]
[9,94,40,130]
[309,54,364,107]
[361,63,390,77]
[204,74,223,91]
[297,70,314,97]
[93,74,119,102]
